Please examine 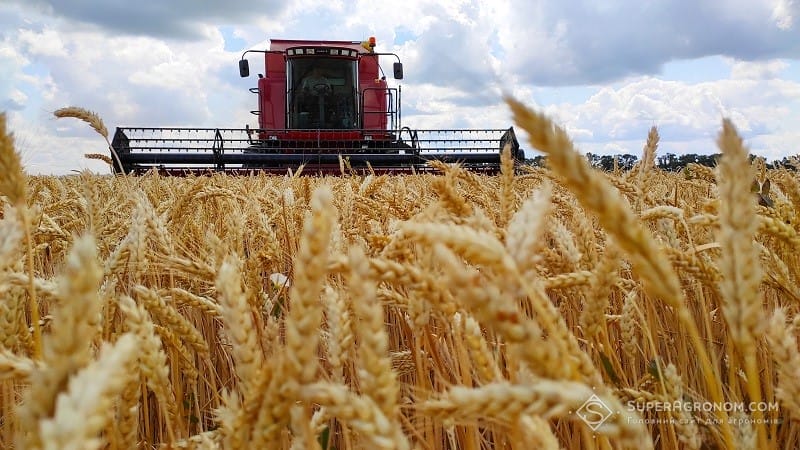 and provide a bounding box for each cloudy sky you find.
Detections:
[1,0,799,175]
